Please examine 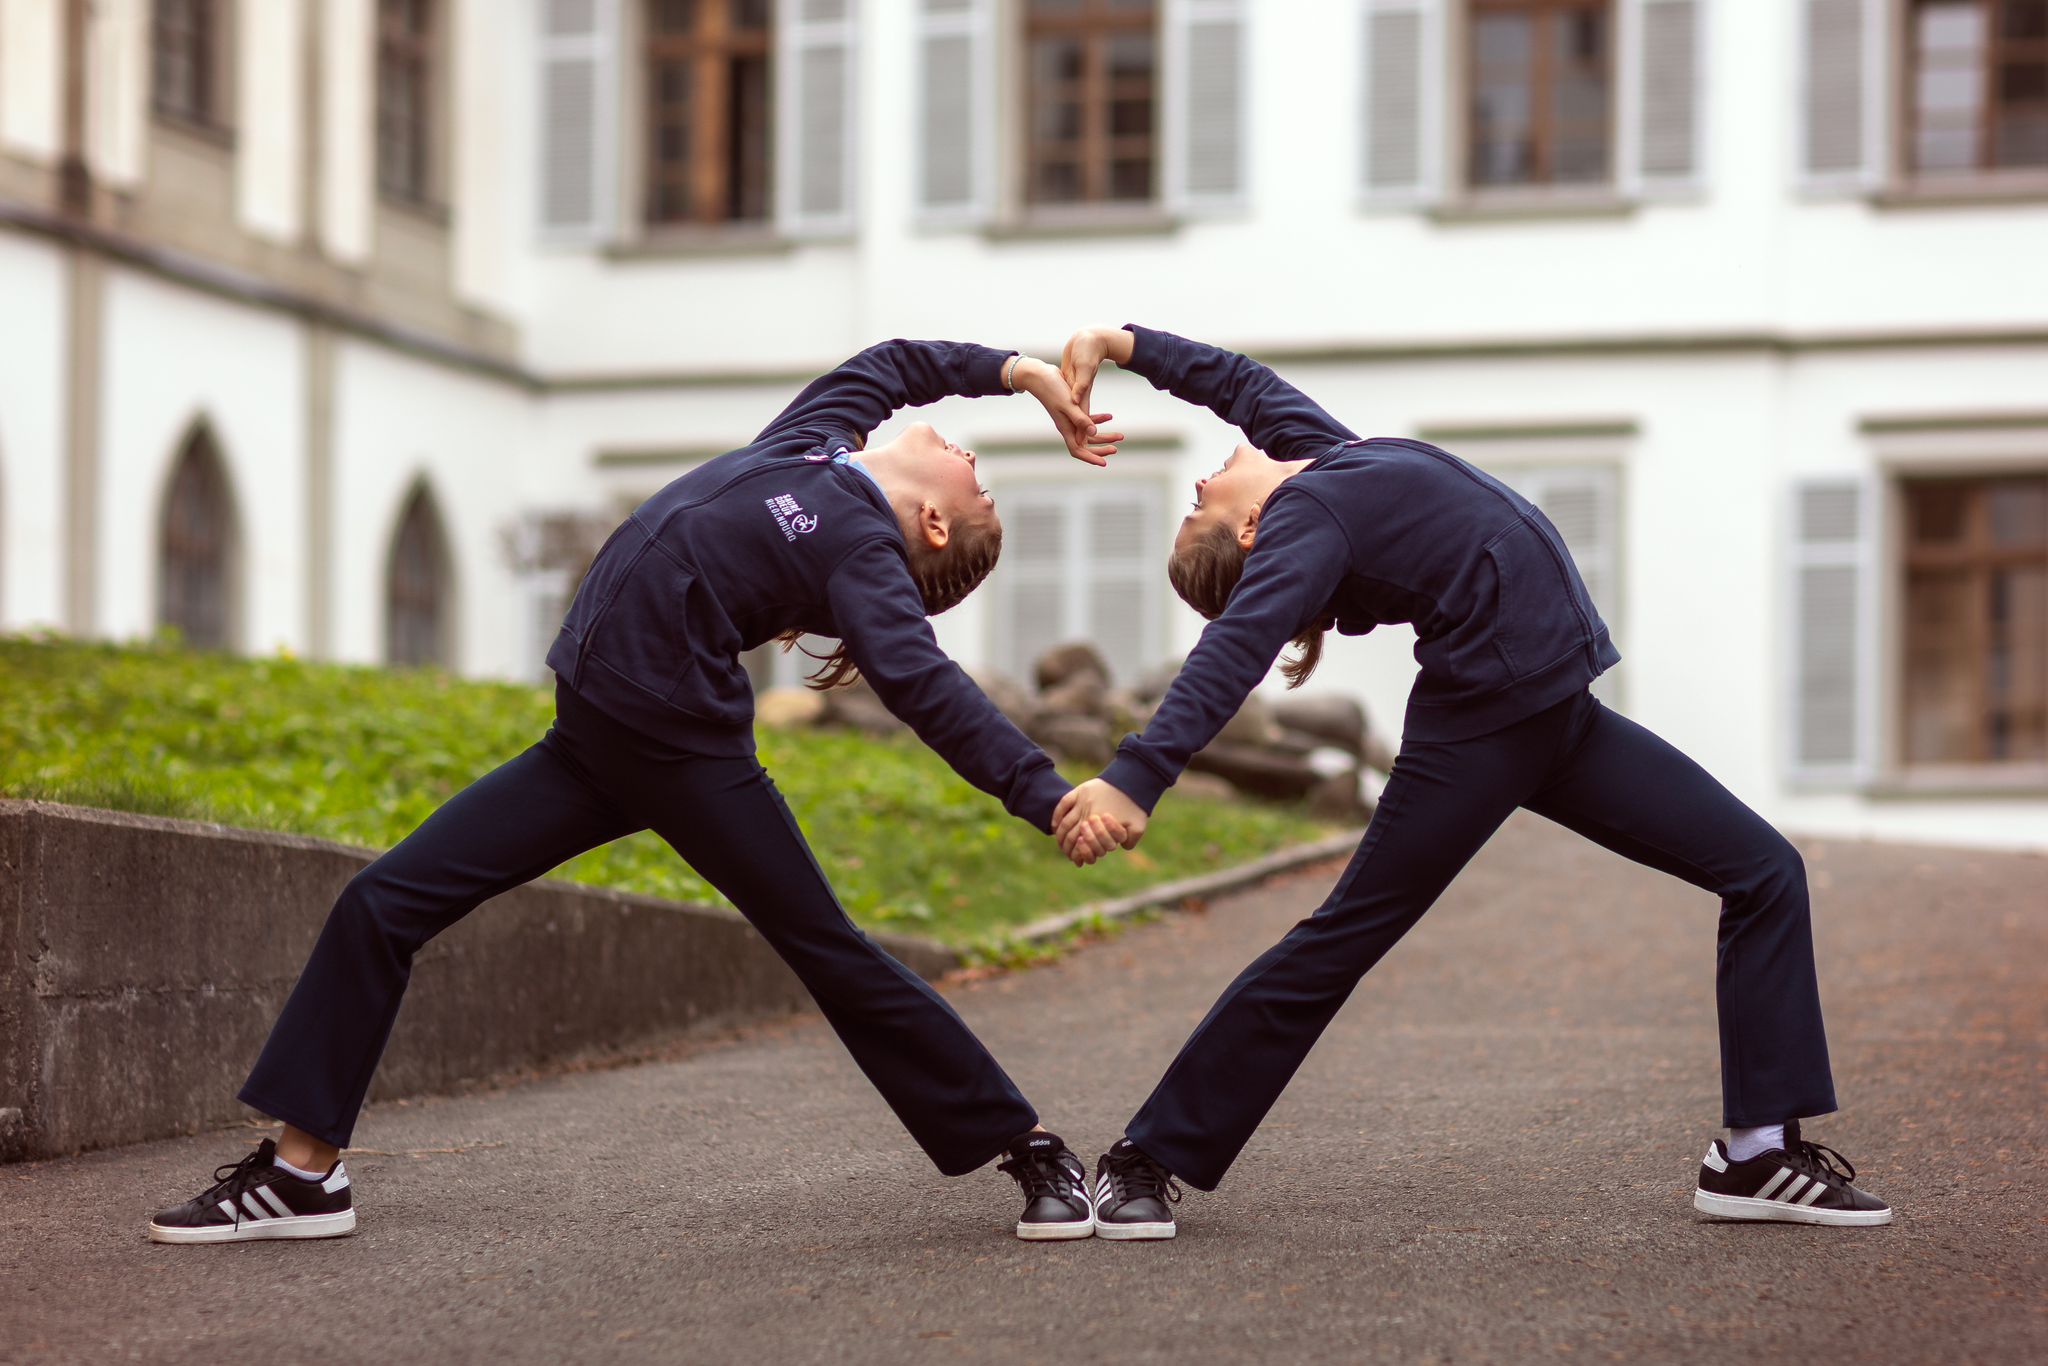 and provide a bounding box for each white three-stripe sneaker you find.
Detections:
[148,1138,358,1243]
[1692,1123,1893,1227]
